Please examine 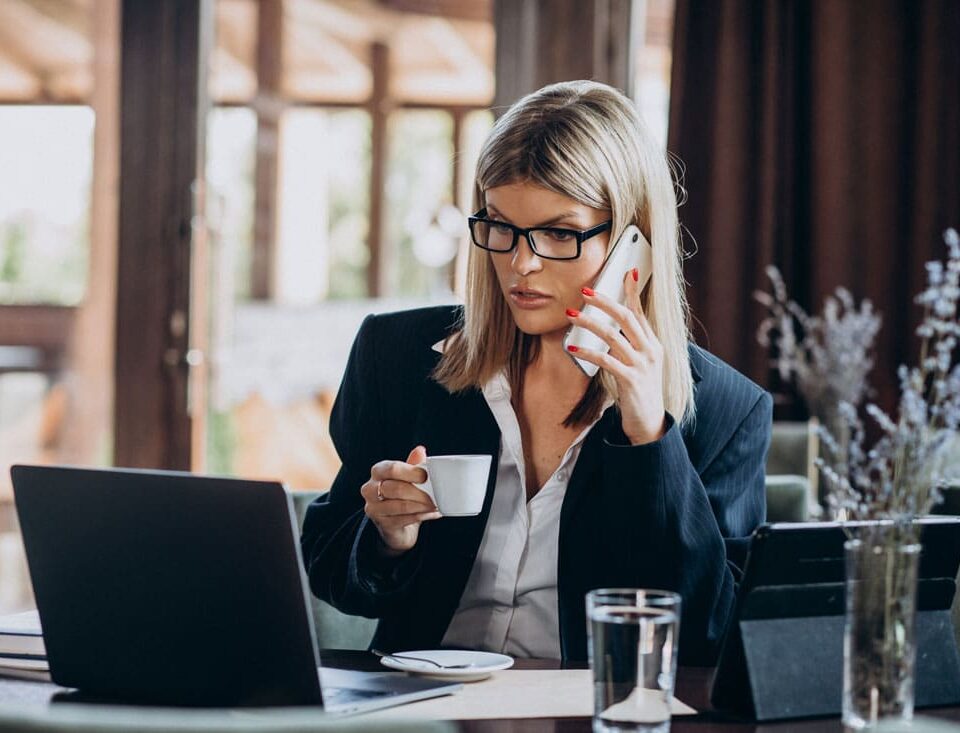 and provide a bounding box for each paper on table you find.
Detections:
[599,686,672,723]
[361,669,697,720]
